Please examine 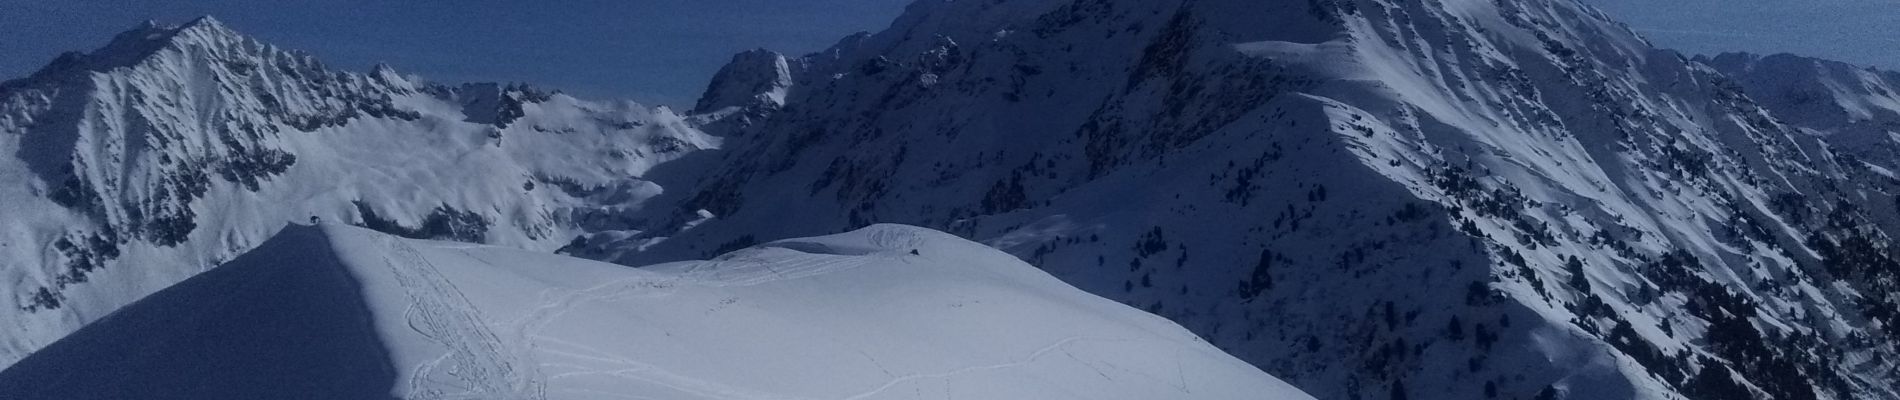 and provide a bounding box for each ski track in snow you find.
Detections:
[837,336,1145,400]
[380,237,545,400]
[533,335,808,400]
[376,235,895,400]
[388,225,1082,400]
[510,270,789,399]
[503,272,814,400]
[424,245,846,399]
[371,226,1164,400]
[504,256,849,399]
